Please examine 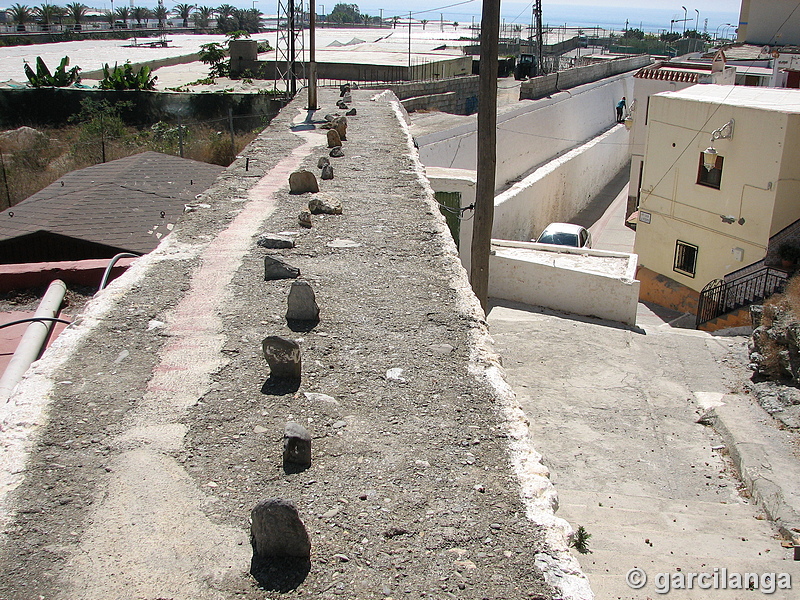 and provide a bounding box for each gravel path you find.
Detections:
[0,89,570,599]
